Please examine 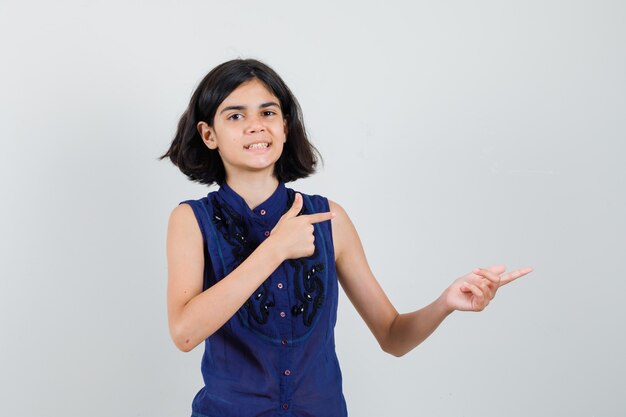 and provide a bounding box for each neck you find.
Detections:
[224,171,280,211]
